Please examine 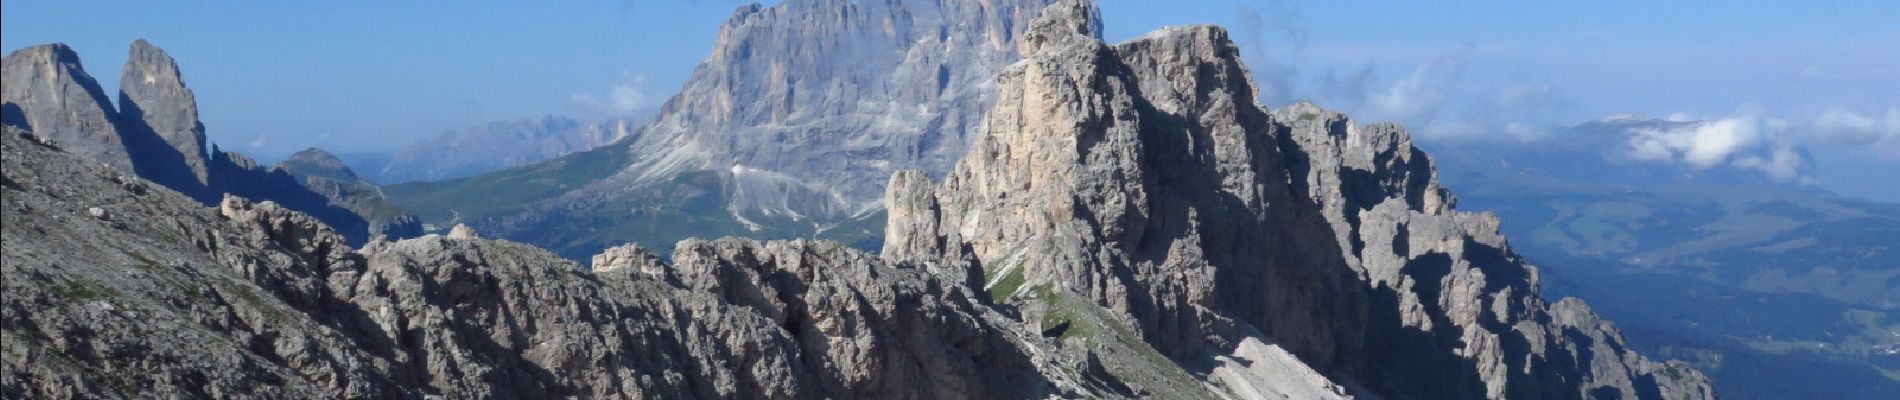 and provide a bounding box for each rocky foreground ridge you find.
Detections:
[3,1,1712,398]
[1,40,419,244]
